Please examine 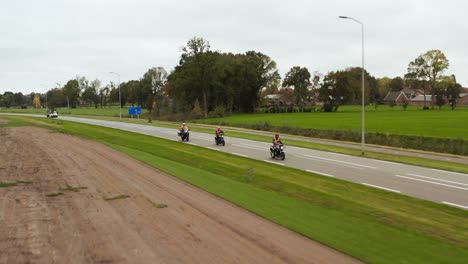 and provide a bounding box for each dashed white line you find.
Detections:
[232,153,248,158]
[306,170,335,177]
[442,201,468,210]
[326,152,348,157]
[431,169,468,177]
[406,173,468,187]
[371,159,402,166]
[304,155,376,169]
[263,160,285,166]
[395,175,468,191]
[294,155,365,170]
[232,144,264,151]
[362,183,400,193]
